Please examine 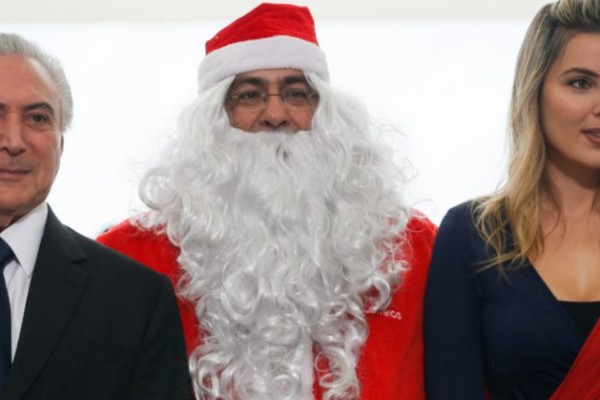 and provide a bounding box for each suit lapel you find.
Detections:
[3,208,88,400]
